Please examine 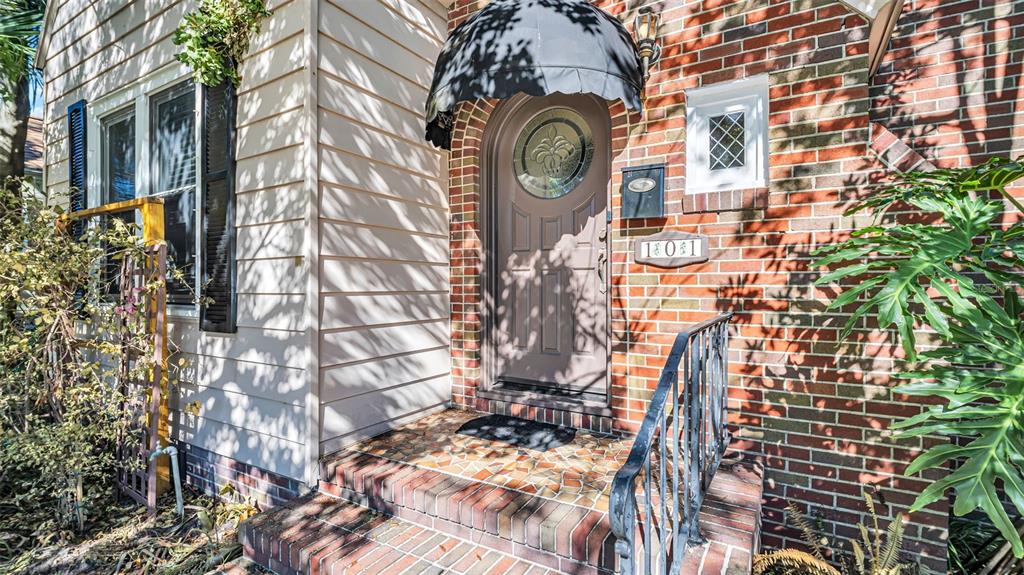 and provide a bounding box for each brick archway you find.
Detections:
[448,96,638,435]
